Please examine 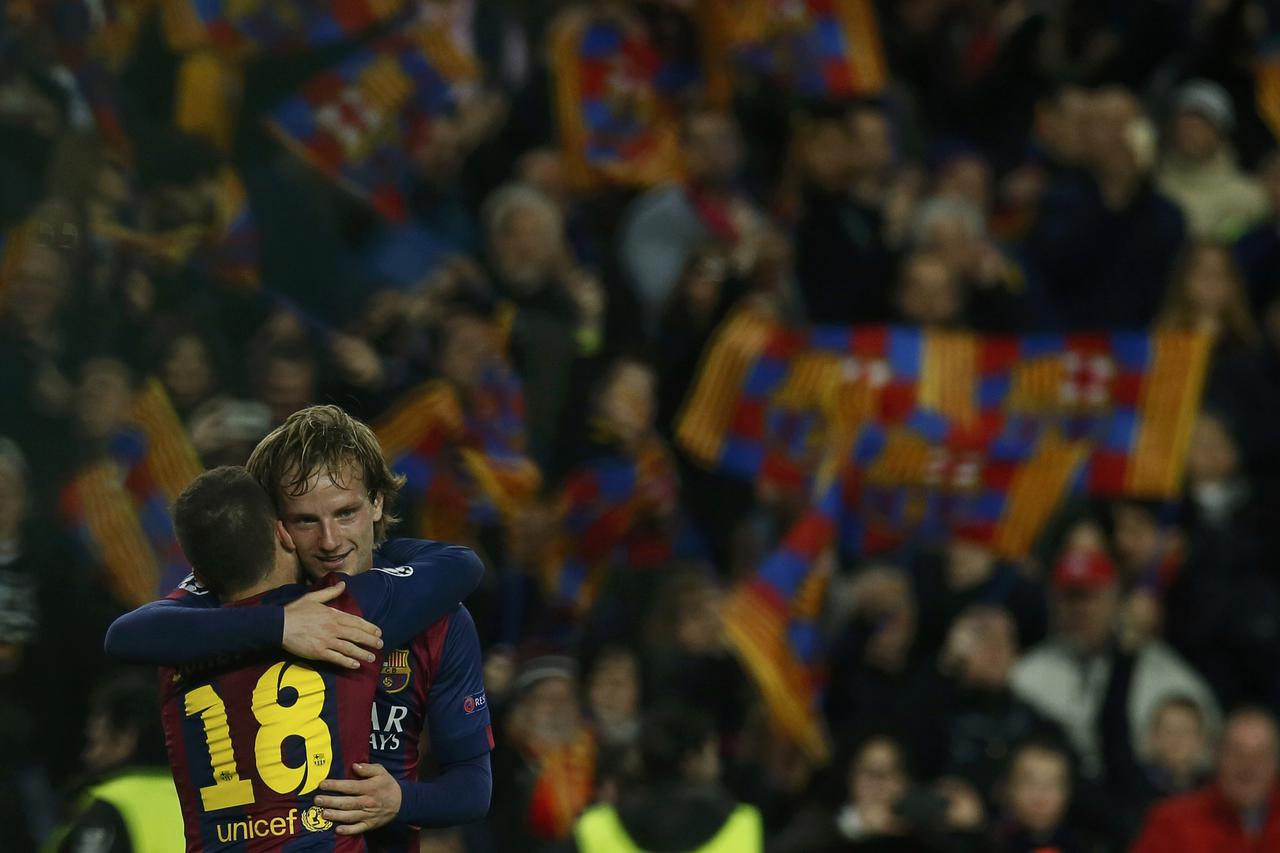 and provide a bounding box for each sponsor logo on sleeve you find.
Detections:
[462,691,487,715]
[372,564,414,578]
